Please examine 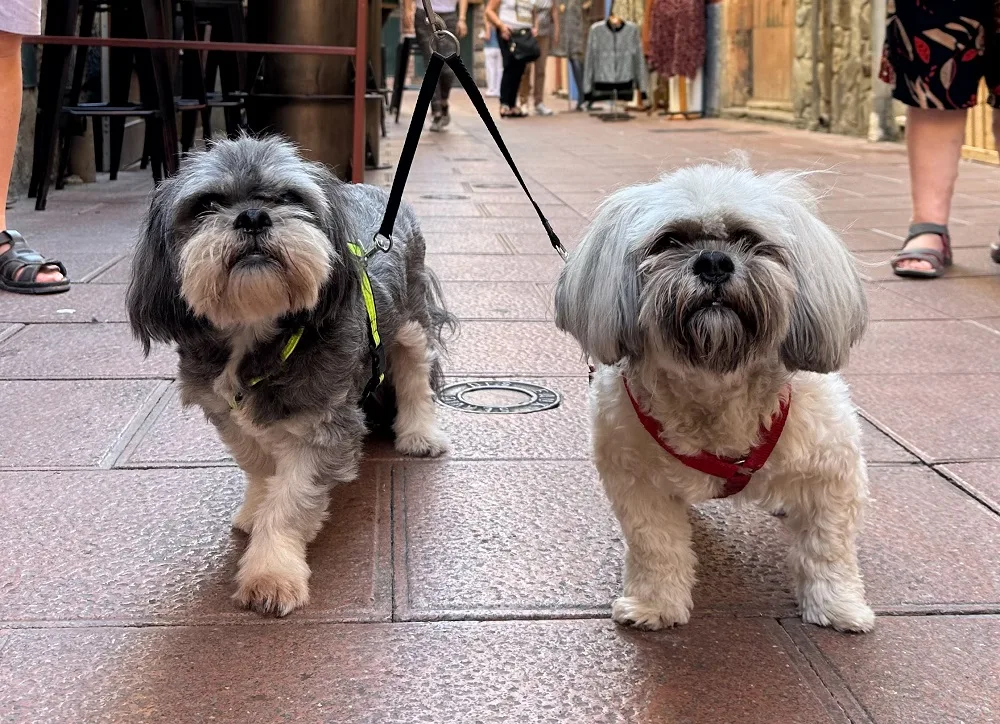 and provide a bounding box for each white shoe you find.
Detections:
[534,103,554,116]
